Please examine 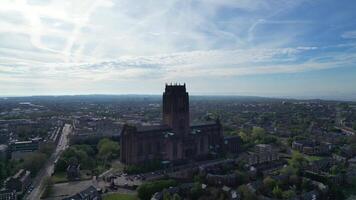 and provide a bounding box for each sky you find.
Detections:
[0,0,356,100]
